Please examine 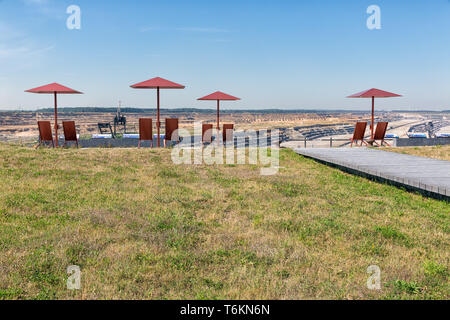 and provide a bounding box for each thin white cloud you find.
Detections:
[0,43,55,59]
[21,0,49,5]
[140,26,231,33]
[175,27,230,33]
[0,22,55,60]
[20,0,64,20]
[0,25,22,42]
[0,1,57,61]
